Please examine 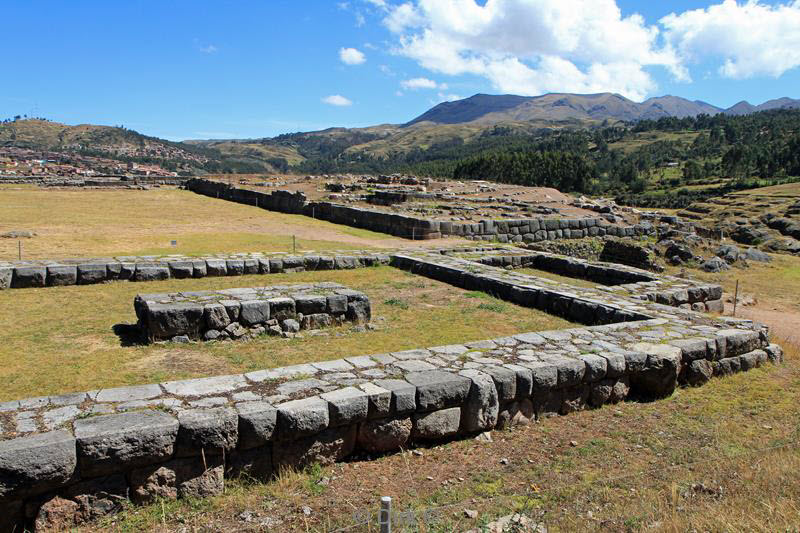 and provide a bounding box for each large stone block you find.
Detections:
[46,265,77,286]
[12,266,46,288]
[373,379,416,414]
[129,456,224,504]
[412,407,461,440]
[405,371,471,411]
[0,430,77,501]
[74,411,179,477]
[321,387,369,426]
[276,396,330,439]
[357,417,412,453]
[176,407,238,456]
[236,401,277,450]
[459,370,499,433]
[272,425,356,470]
